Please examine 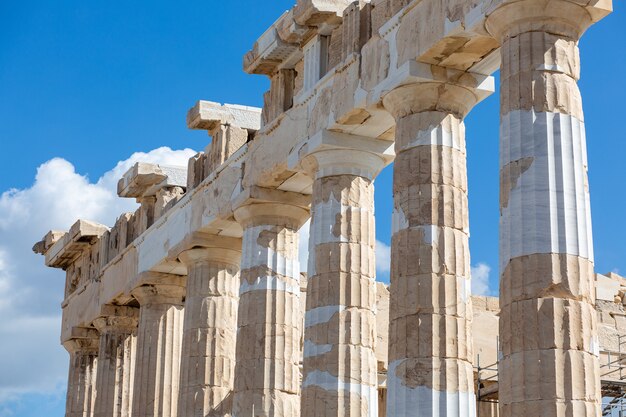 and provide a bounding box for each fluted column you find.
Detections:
[93,306,139,417]
[382,83,479,417]
[177,240,241,417]
[486,2,611,415]
[232,200,309,417]
[131,279,185,417]
[301,149,385,417]
[64,329,100,417]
